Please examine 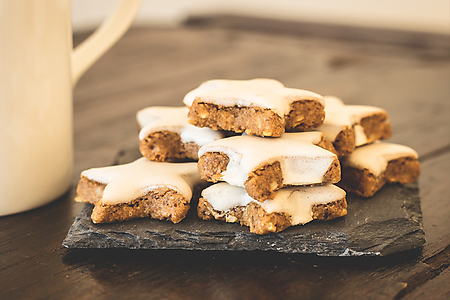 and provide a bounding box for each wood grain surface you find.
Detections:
[1,16,449,299]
